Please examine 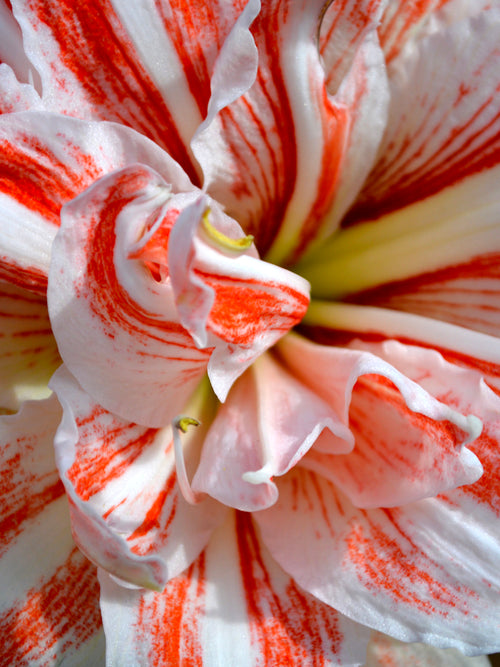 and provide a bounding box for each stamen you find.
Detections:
[172,415,202,505]
[201,209,254,253]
